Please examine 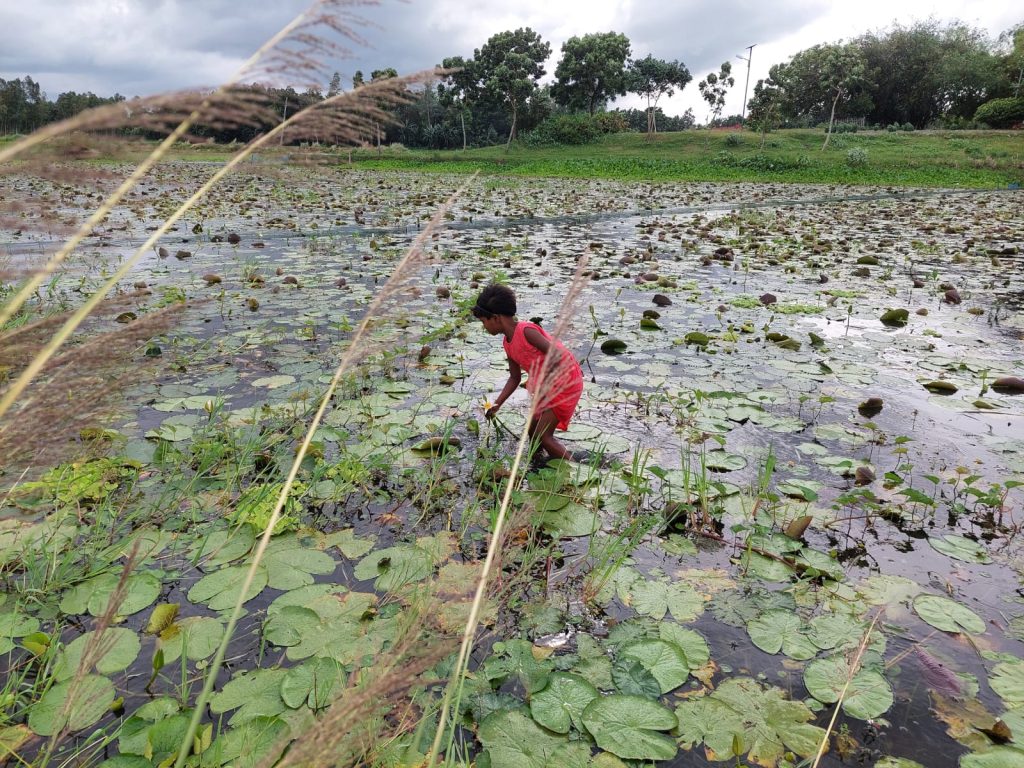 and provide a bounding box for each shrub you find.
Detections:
[901,122,916,132]
[886,124,898,132]
[973,98,1024,128]
[522,114,603,146]
[593,112,629,134]
[724,133,743,147]
[846,148,868,168]
[828,122,860,134]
